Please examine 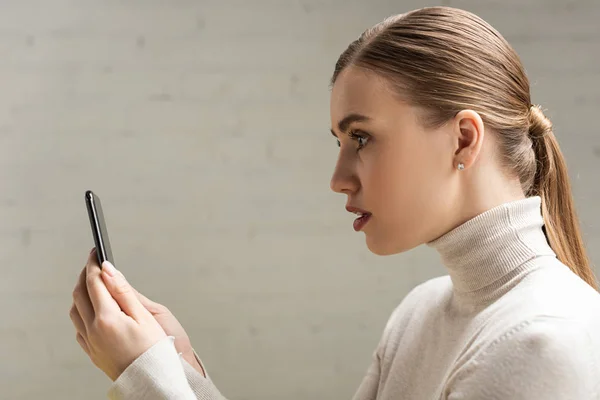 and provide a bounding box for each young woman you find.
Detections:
[69,6,600,399]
